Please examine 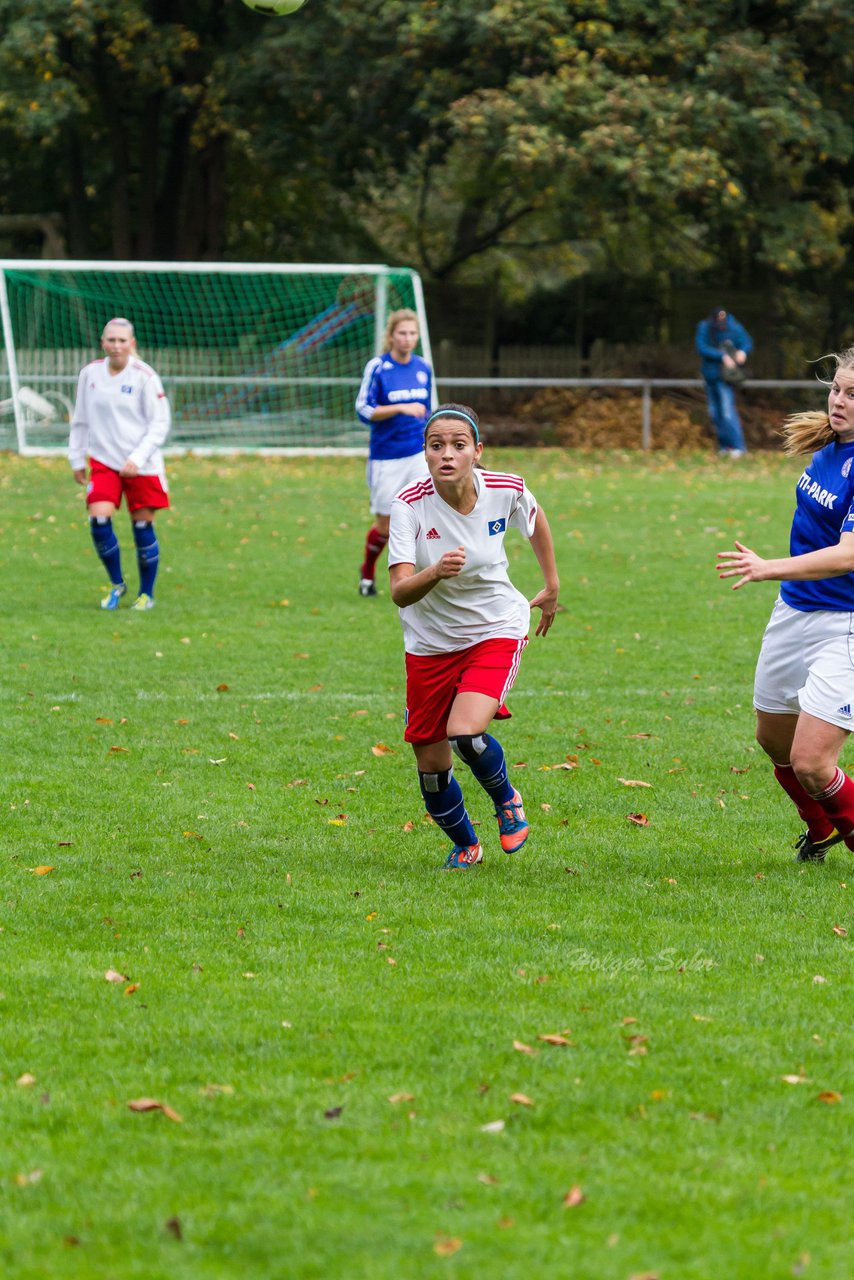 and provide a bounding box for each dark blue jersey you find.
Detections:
[782,438,854,611]
[355,353,432,460]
